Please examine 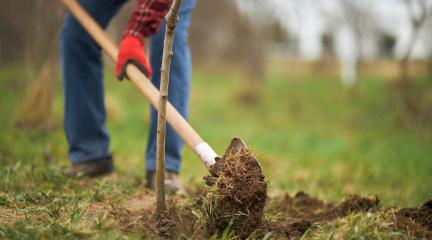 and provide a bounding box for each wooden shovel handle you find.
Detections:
[59,0,217,168]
